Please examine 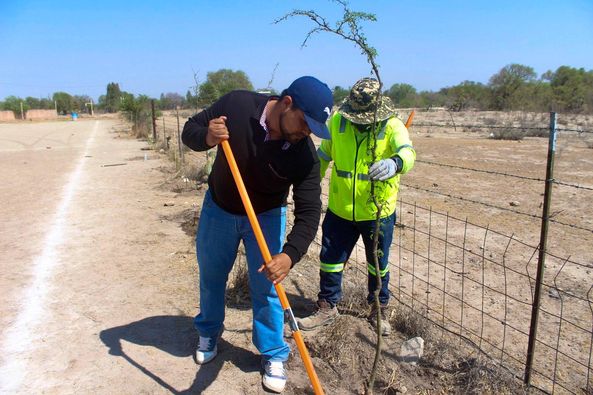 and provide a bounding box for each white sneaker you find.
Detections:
[262,360,287,393]
[195,327,223,364]
[196,336,218,364]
